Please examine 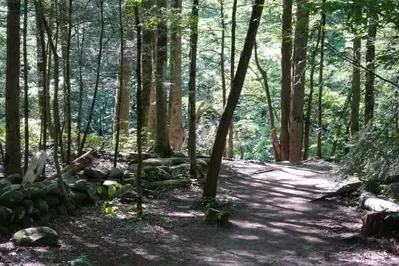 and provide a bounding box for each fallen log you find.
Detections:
[359,192,399,238]
[311,181,362,201]
[48,150,94,180]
